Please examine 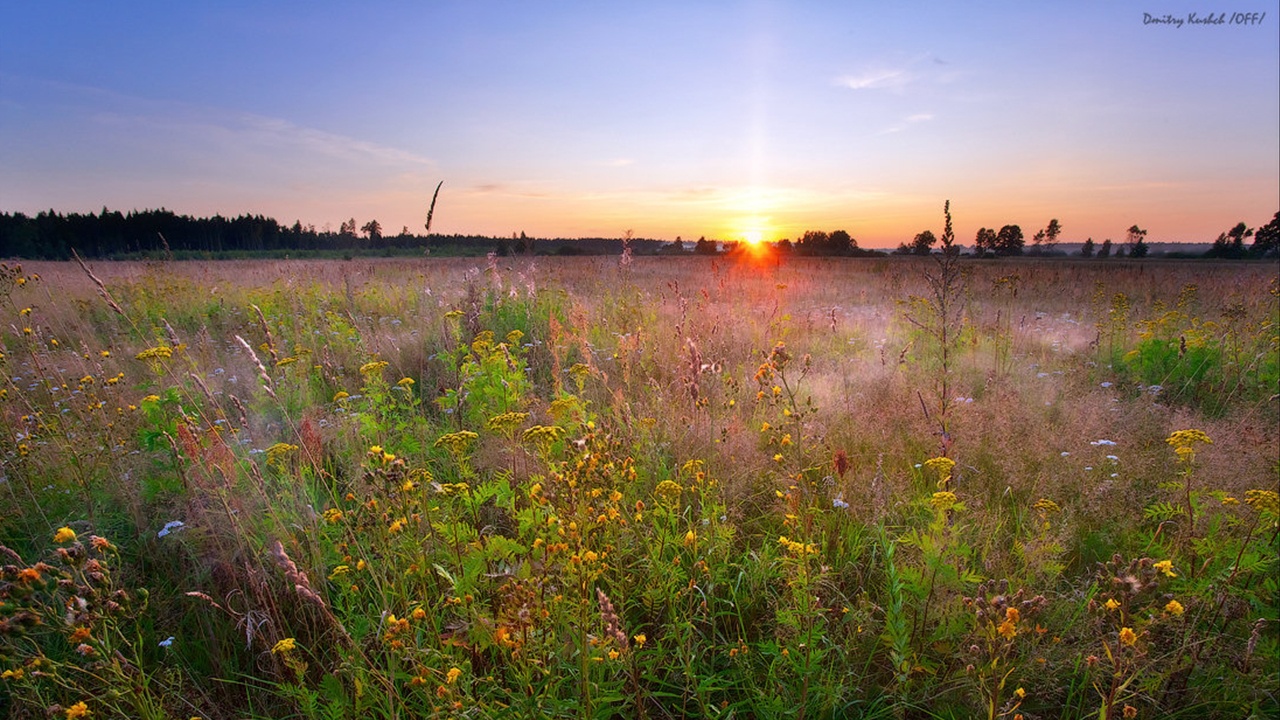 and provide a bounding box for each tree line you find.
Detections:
[2,208,1276,260]
[893,212,1279,259]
